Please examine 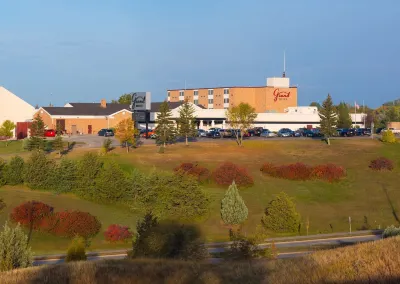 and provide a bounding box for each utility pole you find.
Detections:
[349,216,352,234]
